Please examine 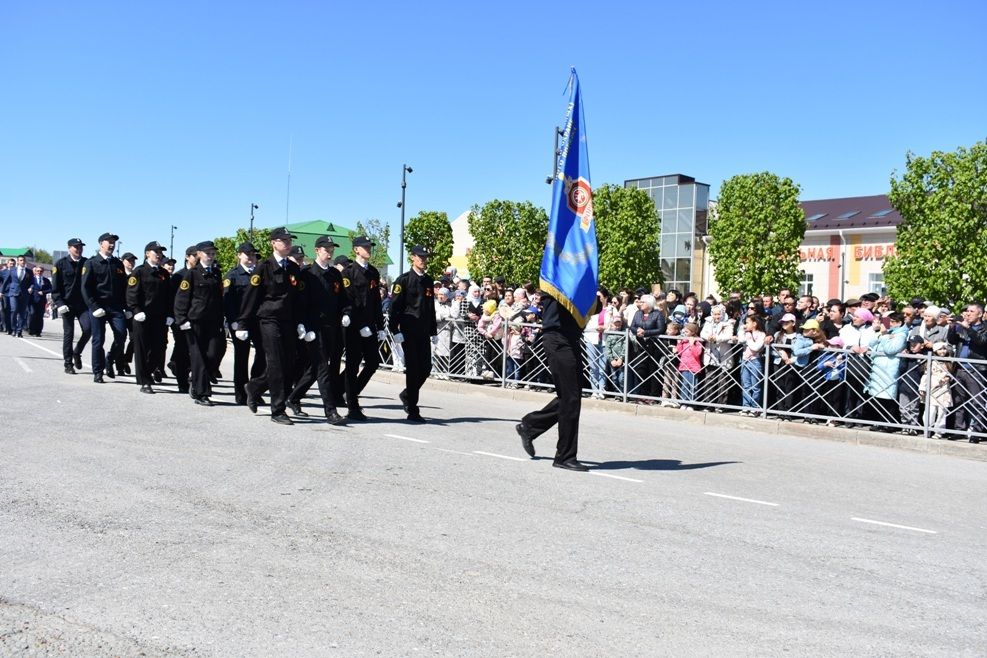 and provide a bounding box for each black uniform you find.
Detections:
[288,261,348,416]
[80,253,128,378]
[174,262,226,401]
[224,264,266,405]
[388,268,437,418]
[238,254,304,416]
[340,259,384,413]
[167,269,192,392]
[125,262,171,387]
[50,255,92,371]
[519,296,596,466]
